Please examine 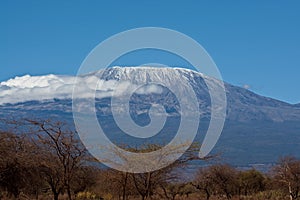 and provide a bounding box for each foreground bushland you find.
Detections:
[0,120,299,200]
